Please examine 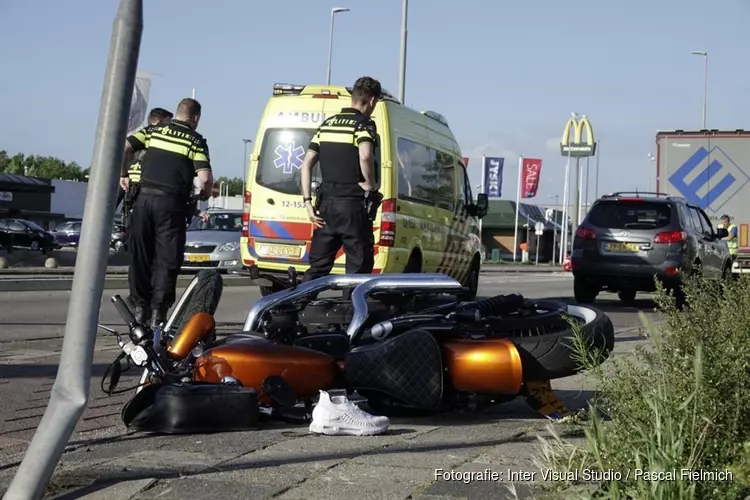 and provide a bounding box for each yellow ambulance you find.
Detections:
[240,83,489,297]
